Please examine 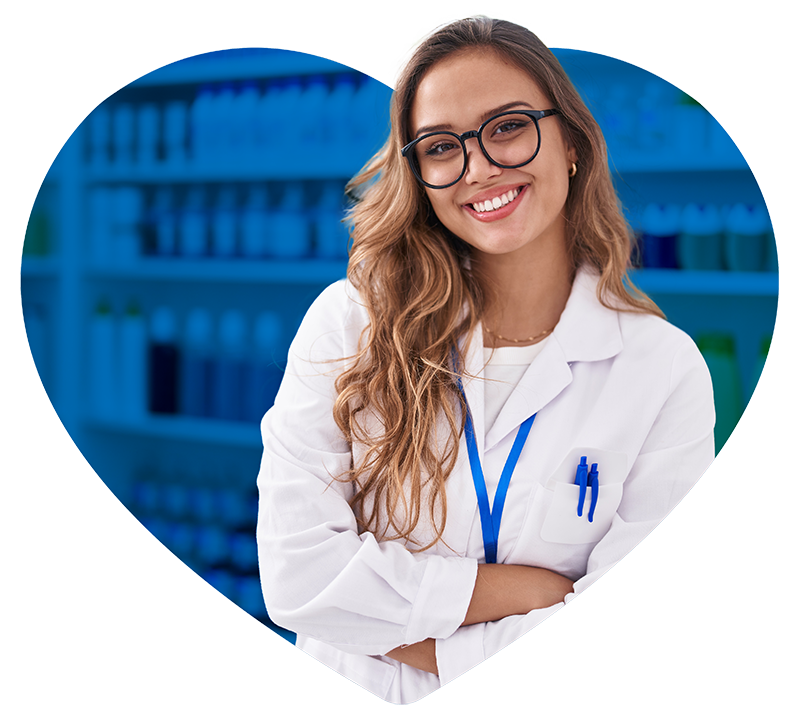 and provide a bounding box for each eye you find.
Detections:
[421,136,461,159]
